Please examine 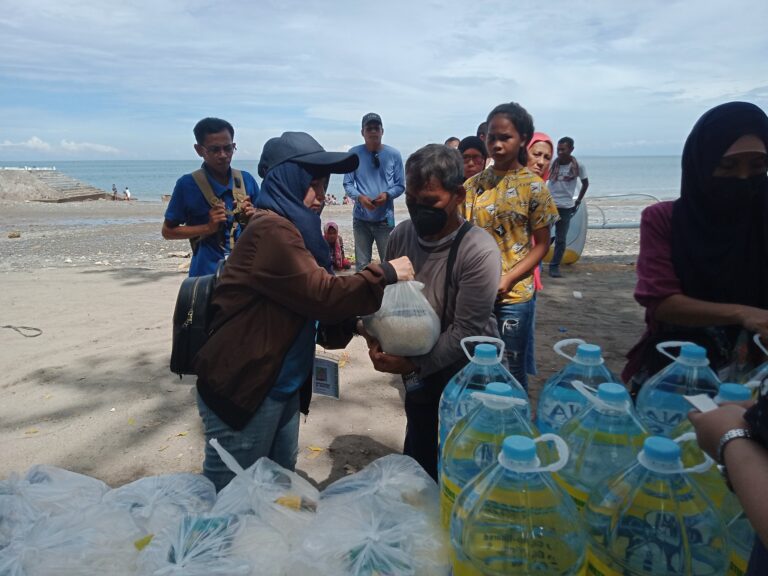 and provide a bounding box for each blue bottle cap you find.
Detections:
[680,344,707,360]
[502,435,537,462]
[717,383,751,403]
[575,343,603,365]
[474,344,497,360]
[486,382,513,396]
[597,382,629,404]
[643,436,681,463]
